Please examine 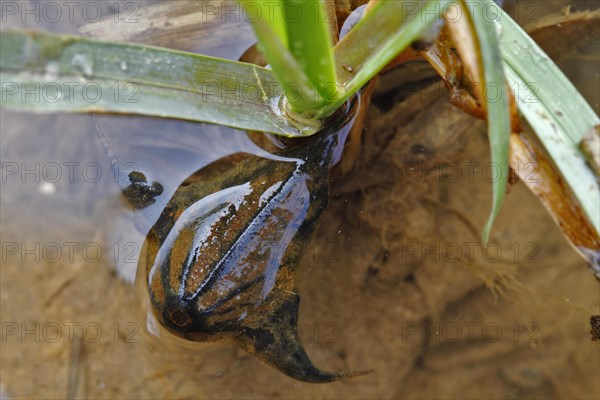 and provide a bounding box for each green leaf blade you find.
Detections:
[283,0,338,101]
[244,18,321,115]
[239,0,321,116]
[0,30,317,137]
[320,0,453,117]
[492,3,600,234]
[465,0,511,244]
